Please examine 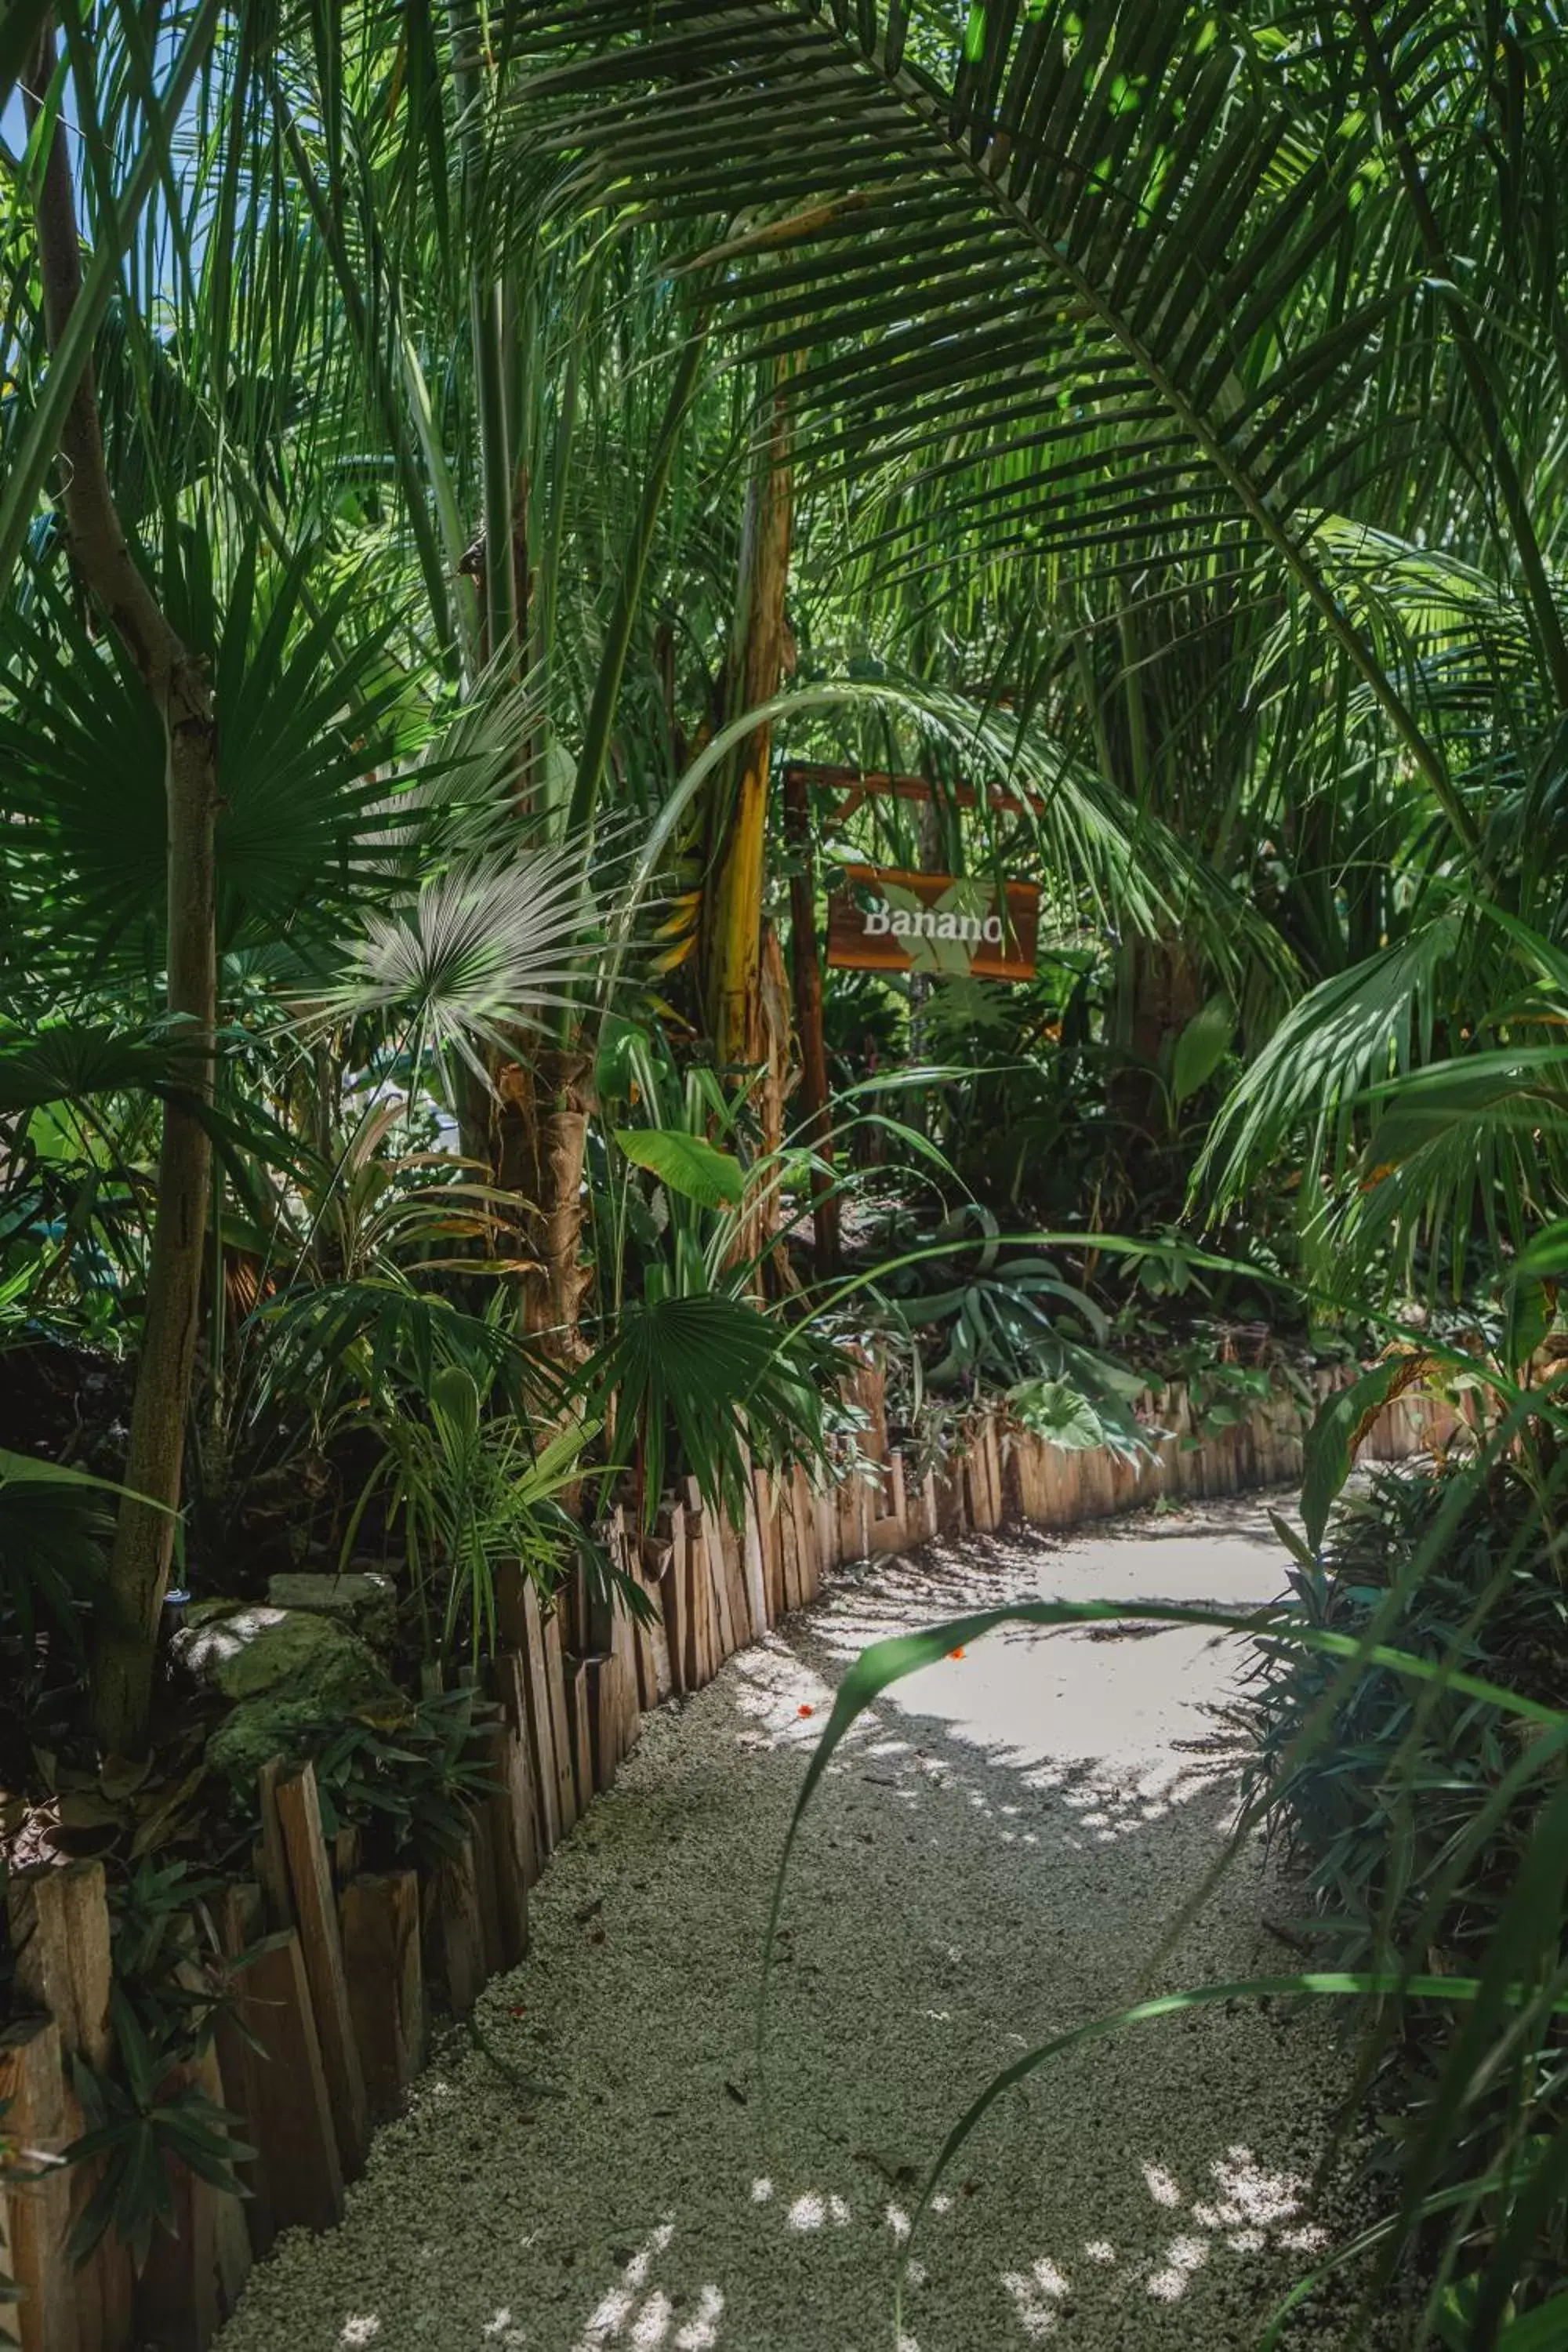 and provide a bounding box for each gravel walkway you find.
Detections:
[218,1497,1374,2352]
